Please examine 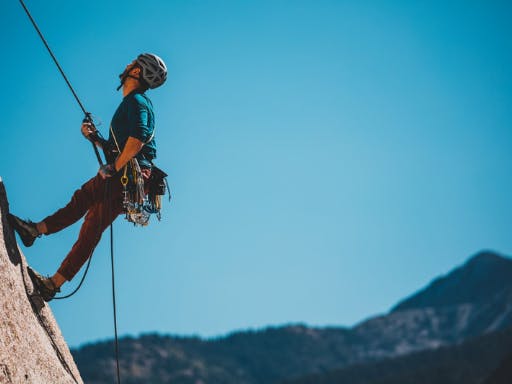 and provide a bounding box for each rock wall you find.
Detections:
[0,177,83,384]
